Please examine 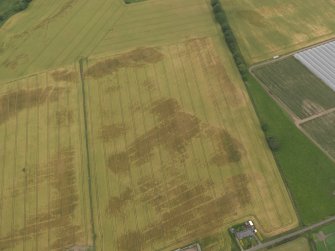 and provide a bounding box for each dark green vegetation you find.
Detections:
[210,0,247,81]
[252,57,335,119]
[246,75,335,225]
[0,0,31,26]
[311,222,335,250]
[301,112,335,160]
